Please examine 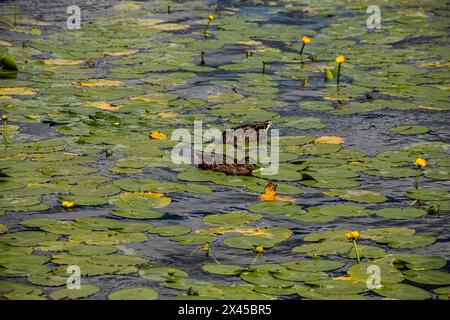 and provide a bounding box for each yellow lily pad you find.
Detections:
[76,80,123,87]
[0,87,36,96]
[41,59,84,66]
[104,49,138,57]
[314,136,344,144]
[83,101,120,110]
